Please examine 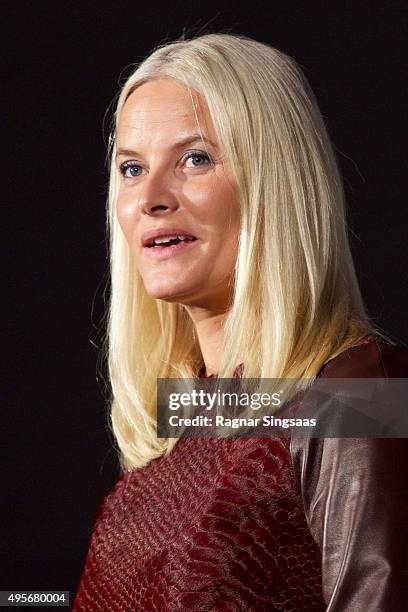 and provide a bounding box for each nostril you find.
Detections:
[150,204,169,213]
